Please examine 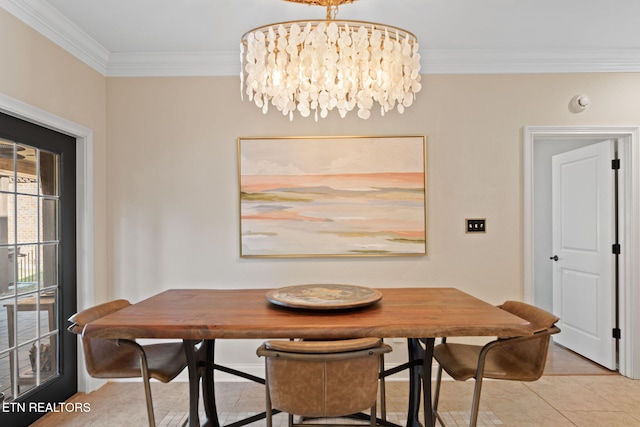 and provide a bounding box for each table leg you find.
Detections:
[406,338,435,427]
[421,338,435,427]
[202,340,218,425]
[407,338,422,427]
[183,339,219,427]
